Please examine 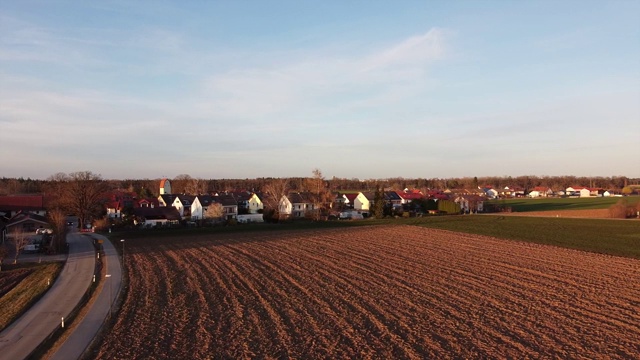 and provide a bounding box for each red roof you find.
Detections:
[344,193,358,203]
[0,195,51,211]
[396,190,424,200]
